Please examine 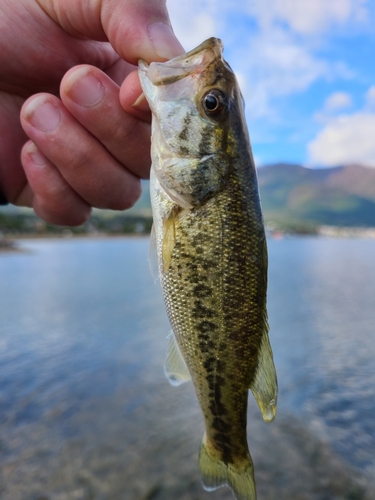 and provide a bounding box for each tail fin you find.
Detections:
[199,434,257,500]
